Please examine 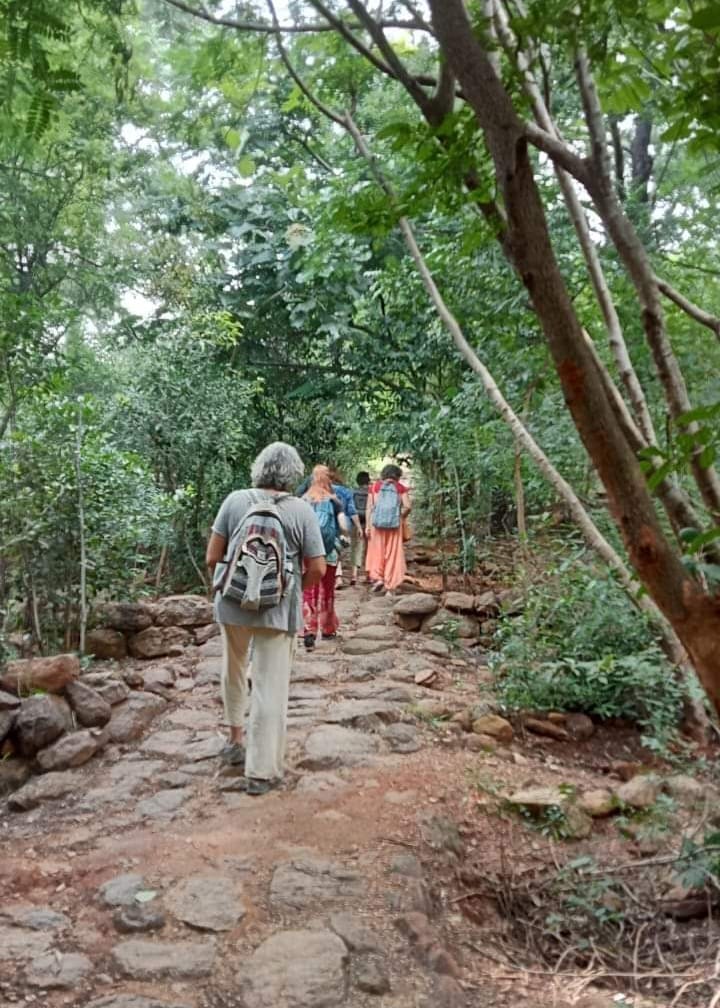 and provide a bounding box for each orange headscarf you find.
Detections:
[305,464,334,502]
